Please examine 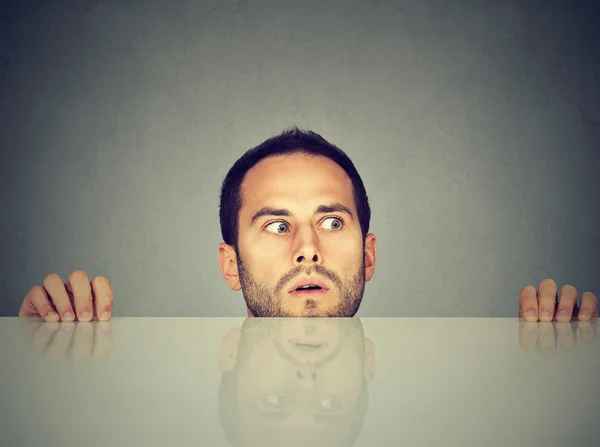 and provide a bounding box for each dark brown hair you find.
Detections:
[218,126,371,251]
